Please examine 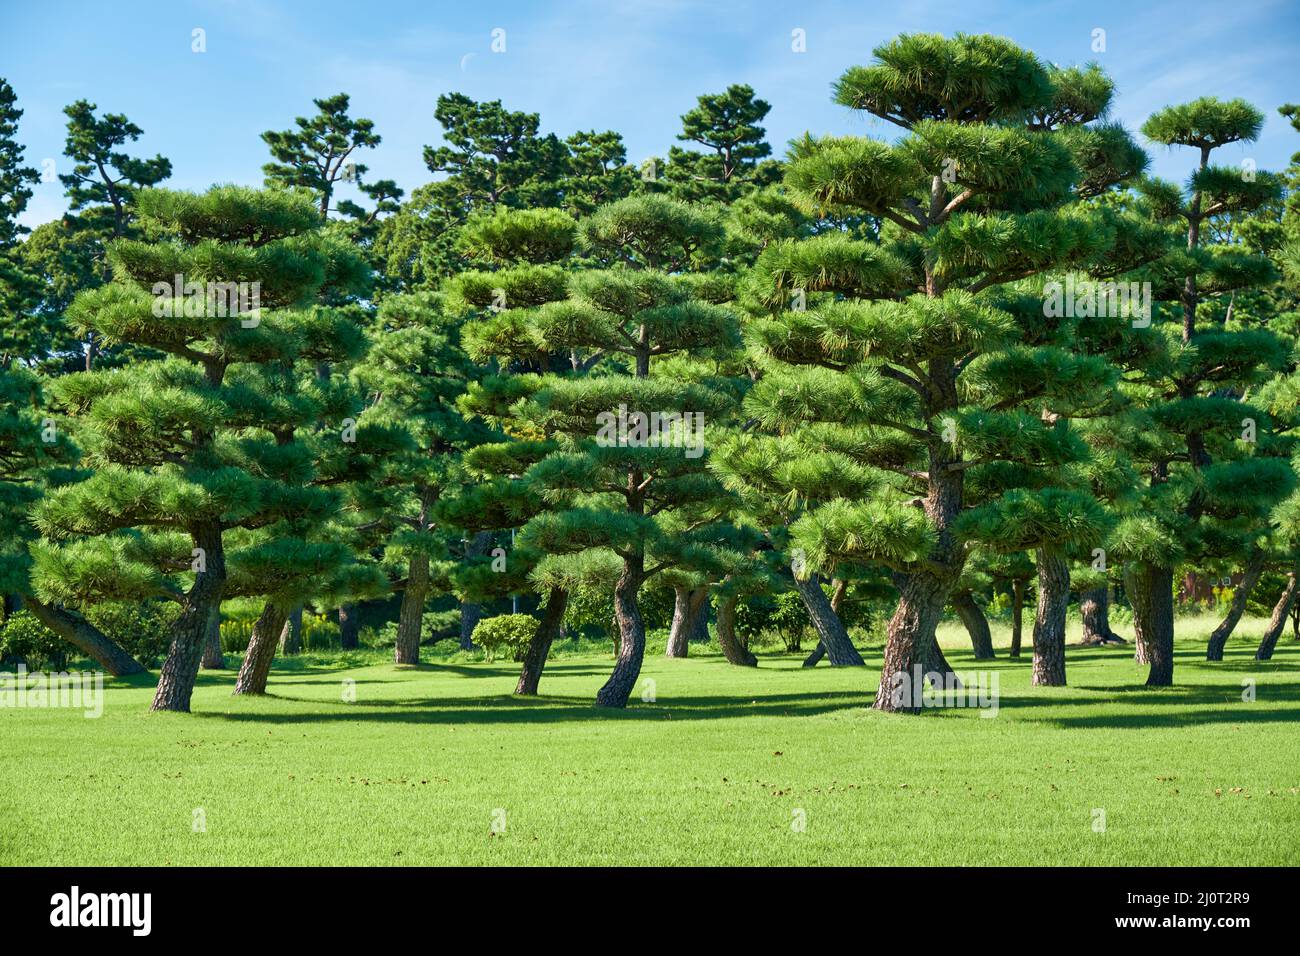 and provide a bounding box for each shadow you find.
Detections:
[197,689,874,727]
